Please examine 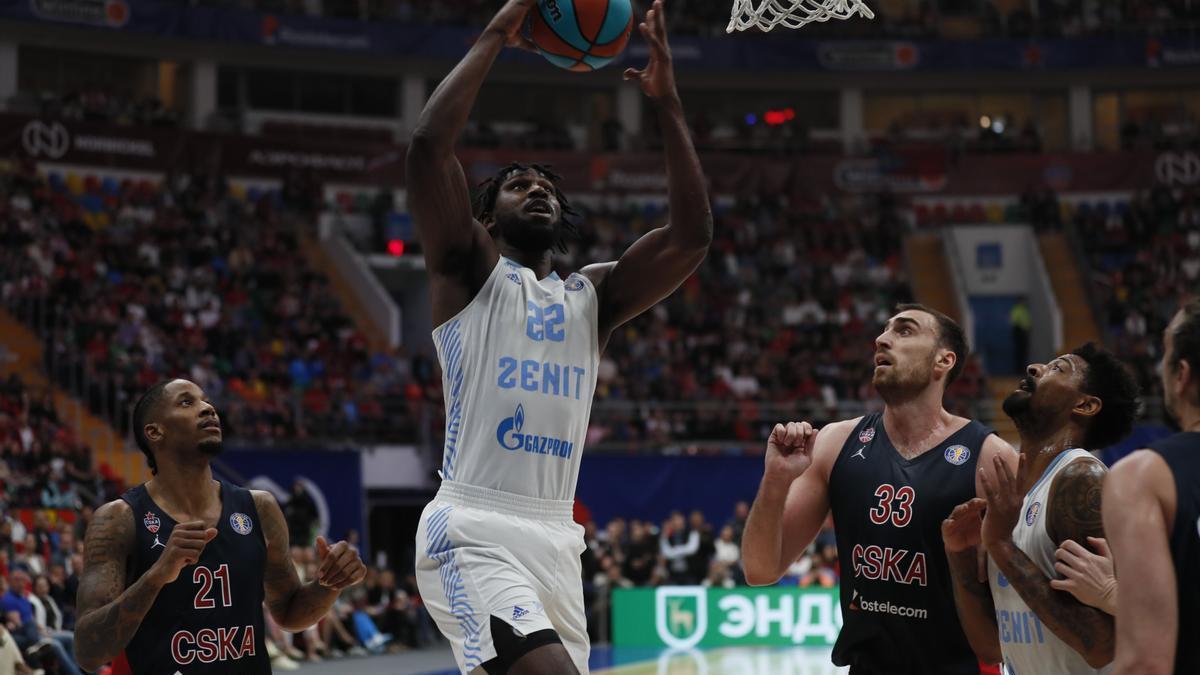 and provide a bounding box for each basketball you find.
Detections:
[530,0,634,72]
